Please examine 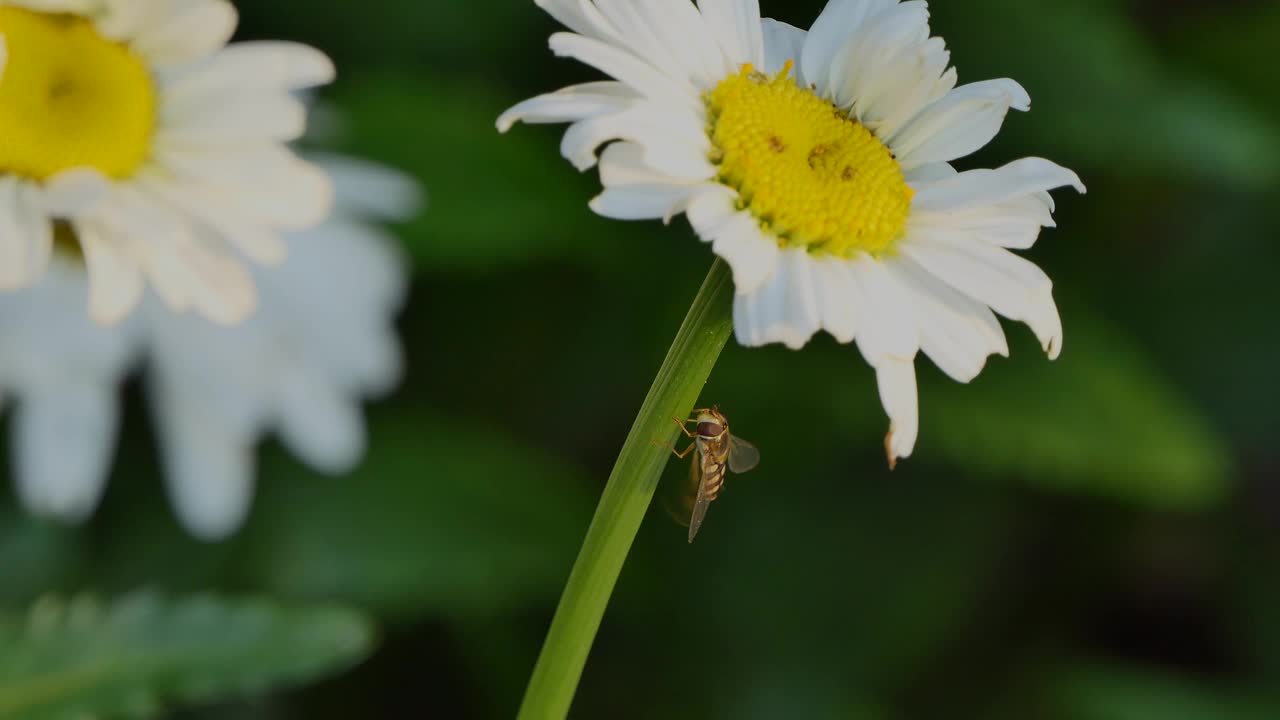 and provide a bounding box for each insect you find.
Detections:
[658,406,760,543]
